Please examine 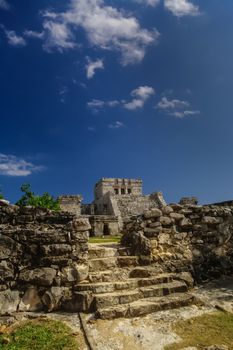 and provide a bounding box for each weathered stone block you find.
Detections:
[0,290,20,315]
[19,267,57,287]
[159,216,173,226]
[18,286,43,312]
